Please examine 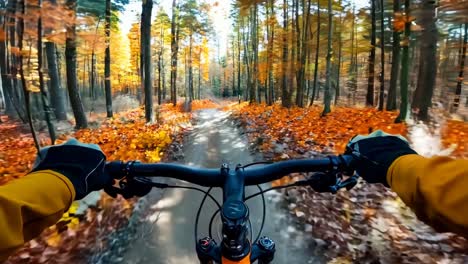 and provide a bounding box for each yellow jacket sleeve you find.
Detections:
[387,154,468,237]
[0,170,75,262]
